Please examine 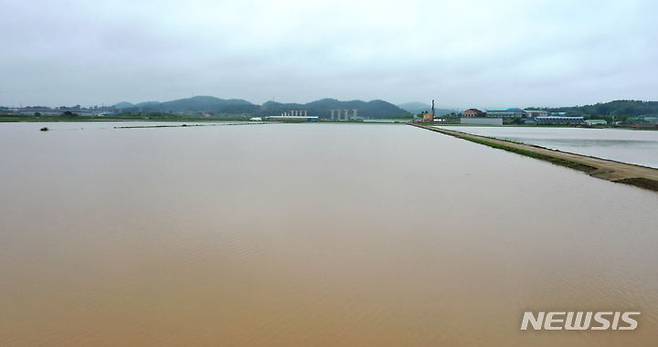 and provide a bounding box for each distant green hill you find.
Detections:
[262,98,410,119]
[160,96,257,113]
[113,101,135,109]
[114,96,258,114]
[398,102,457,116]
[397,102,430,114]
[135,101,161,108]
[114,96,410,119]
[543,100,658,119]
